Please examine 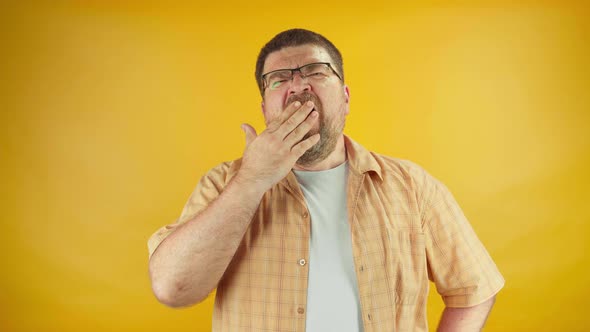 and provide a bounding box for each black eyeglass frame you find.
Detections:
[261,62,343,91]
